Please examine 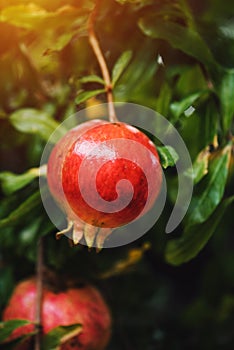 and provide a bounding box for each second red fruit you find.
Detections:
[3,278,112,350]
